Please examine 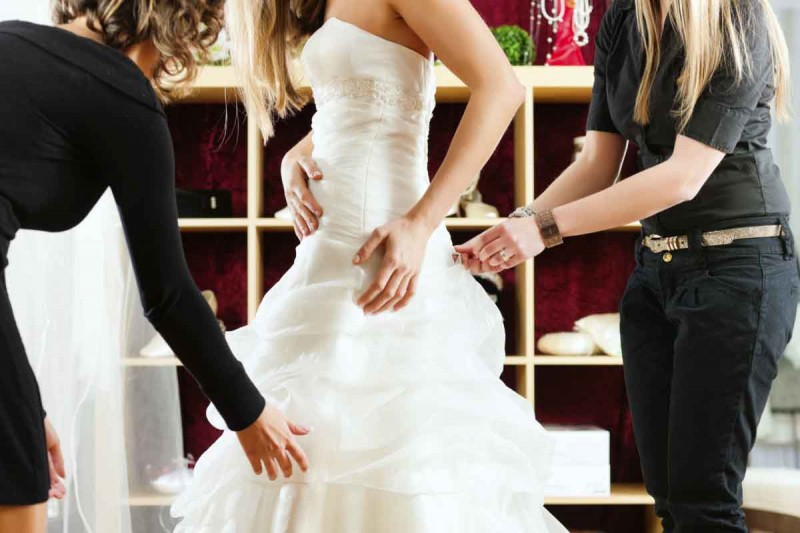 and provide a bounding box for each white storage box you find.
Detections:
[543,425,611,497]
[545,465,611,497]
[545,425,610,467]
